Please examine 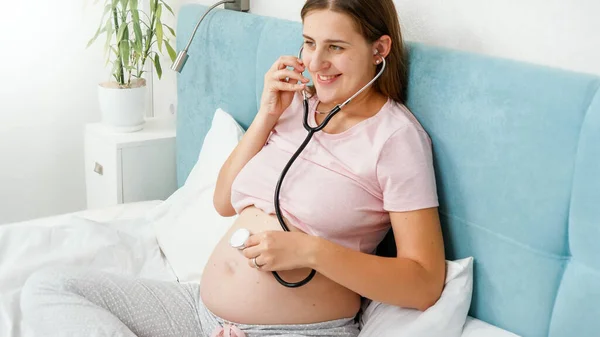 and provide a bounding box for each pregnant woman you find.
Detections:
[20,1,446,336]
